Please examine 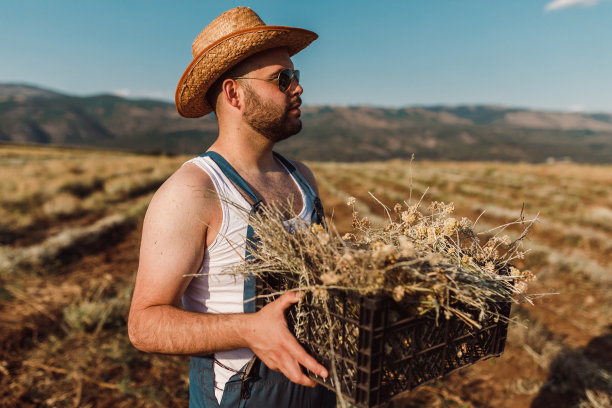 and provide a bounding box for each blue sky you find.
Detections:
[1,0,611,112]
